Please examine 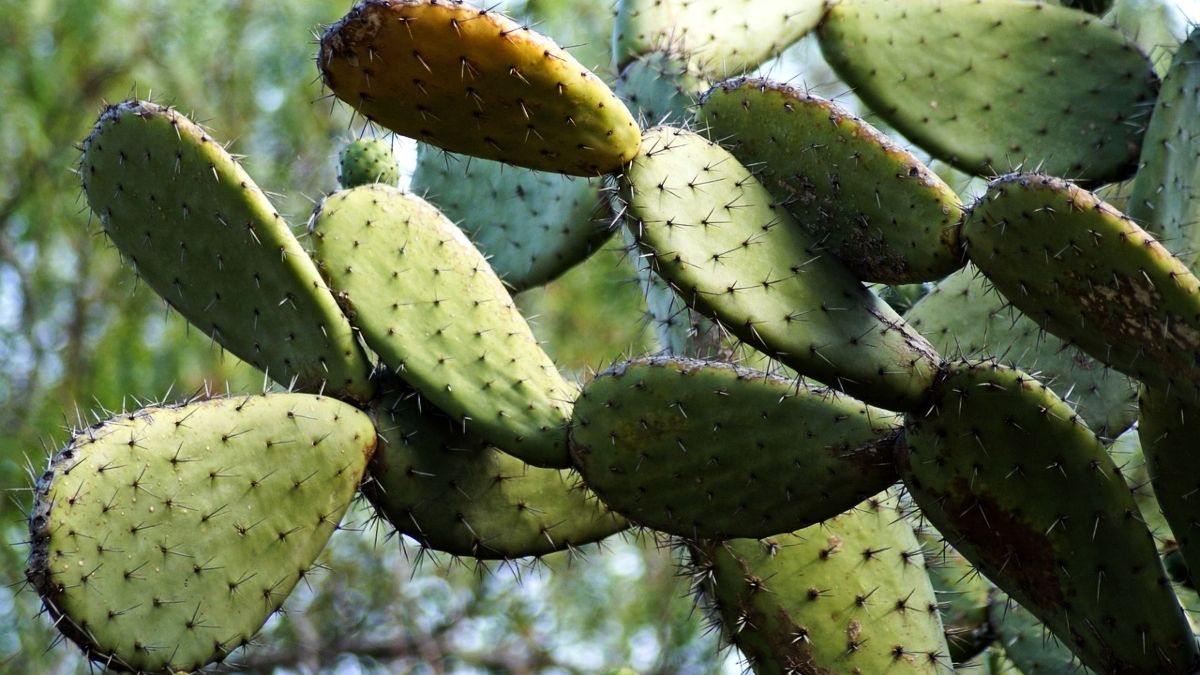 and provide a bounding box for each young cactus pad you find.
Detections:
[79,101,376,403]
[309,184,577,468]
[338,137,401,189]
[698,78,966,284]
[903,264,1138,438]
[621,126,942,411]
[963,173,1200,406]
[25,393,377,673]
[318,0,640,176]
[570,356,903,539]
[689,494,952,674]
[363,376,627,559]
[612,0,826,76]
[409,146,608,291]
[817,0,1159,182]
[899,360,1198,674]
[1128,27,1200,274]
